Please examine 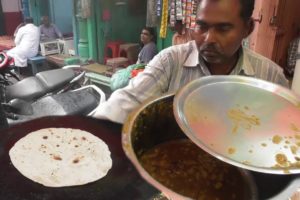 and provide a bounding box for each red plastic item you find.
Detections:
[131,69,144,78]
[0,52,9,69]
[102,9,111,21]
[104,41,123,64]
